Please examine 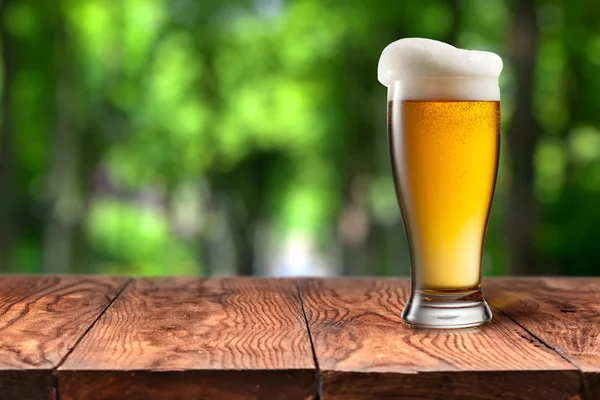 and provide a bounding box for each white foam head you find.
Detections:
[378,38,503,101]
